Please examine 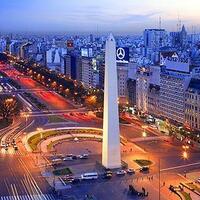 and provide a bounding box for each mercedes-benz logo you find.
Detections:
[117,48,125,60]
